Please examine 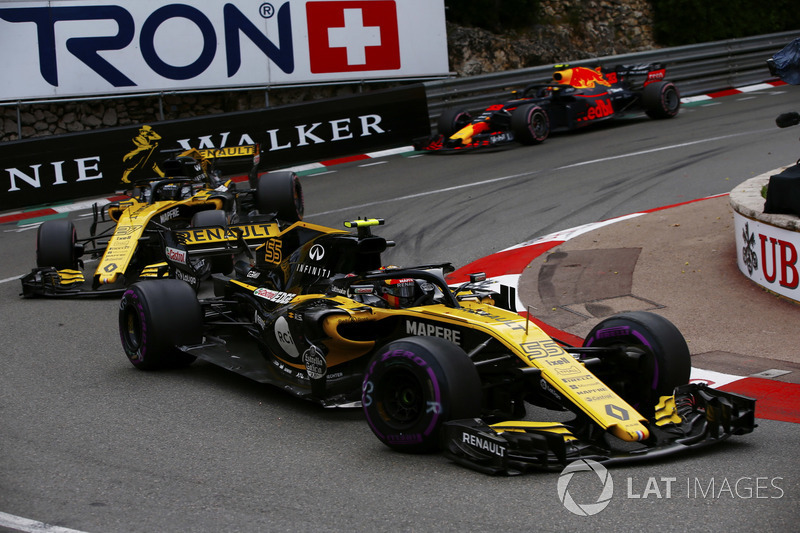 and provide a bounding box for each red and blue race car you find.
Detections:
[417,62,680,153]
